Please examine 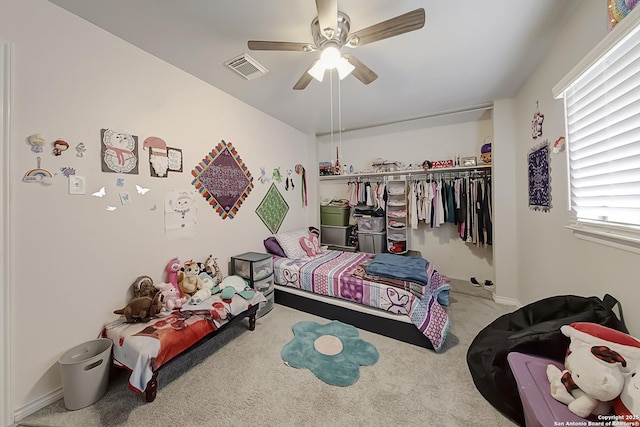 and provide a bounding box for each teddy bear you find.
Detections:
[113,292,163,323]
[154,282,187,311]
[178,259,204,297]
[187,272,217,305]
[546,322,640,418]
